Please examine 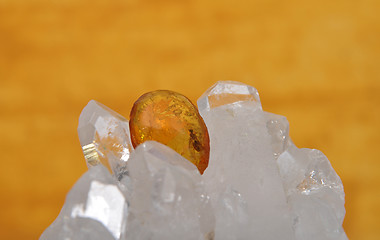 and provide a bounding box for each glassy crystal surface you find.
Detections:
[78,100,132,179]
[210,186,250,239]
[40,166,128,240]
[277,145,347,240]
[42,81,347,240]
[129,90,210,174]
[262,107,347,240]
[198,80,262,112]
[198,81,295,239]
[265,112,290,159]
[126,141,215,240]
